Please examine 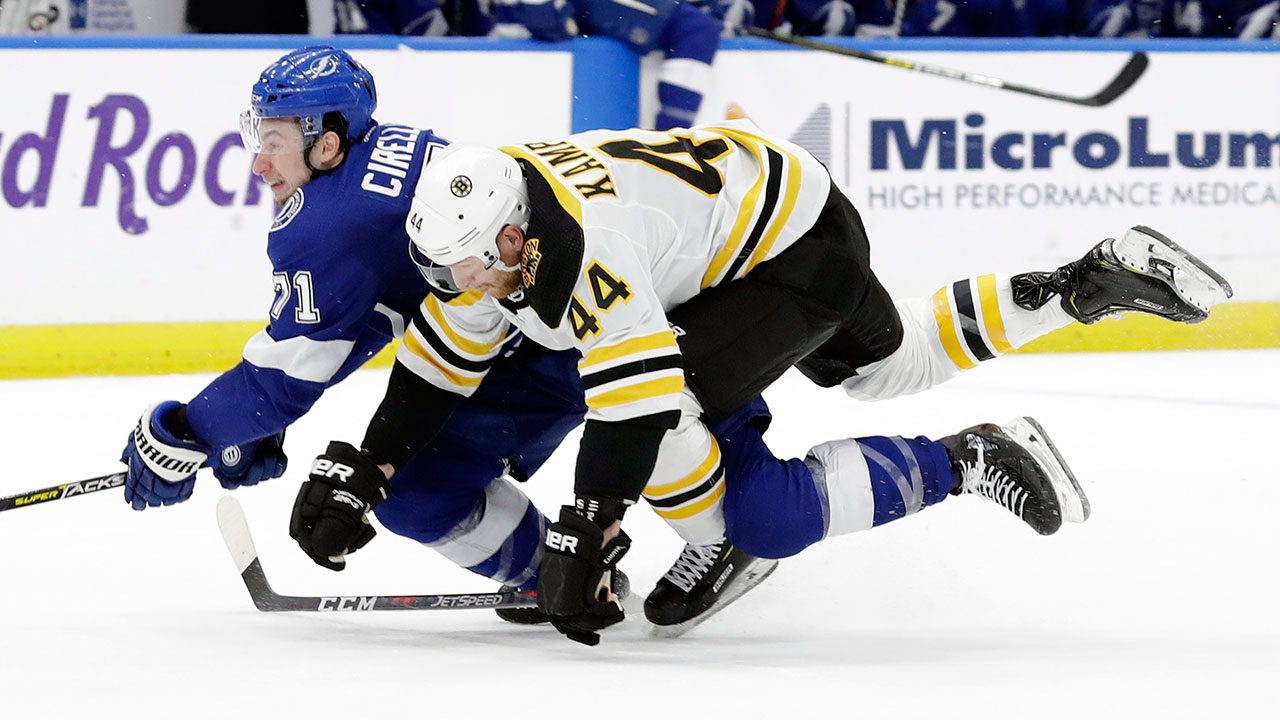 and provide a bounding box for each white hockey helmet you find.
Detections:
[406,144,531,271]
